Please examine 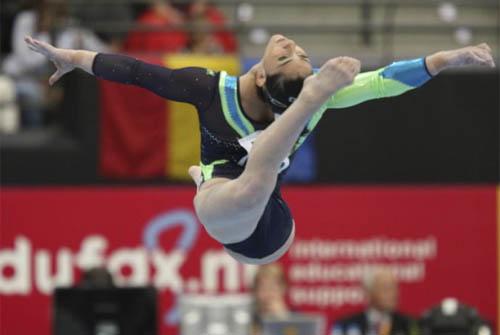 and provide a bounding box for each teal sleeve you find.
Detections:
[325,57,432,109]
